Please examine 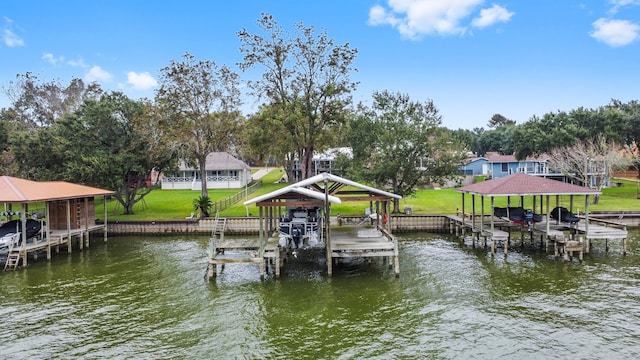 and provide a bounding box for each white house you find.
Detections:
[161,152,252,190]
[289,147,352,181]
